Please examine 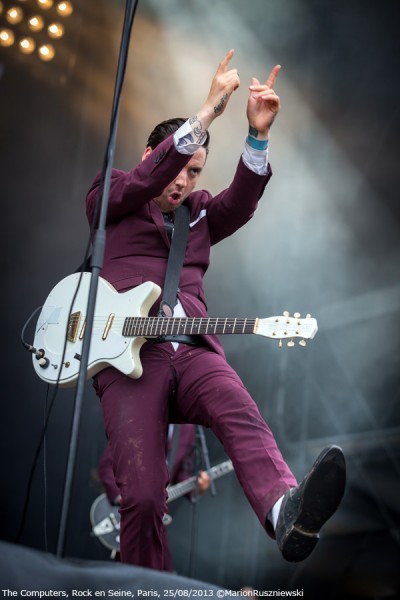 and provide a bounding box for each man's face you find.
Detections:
[143,147,207,213]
